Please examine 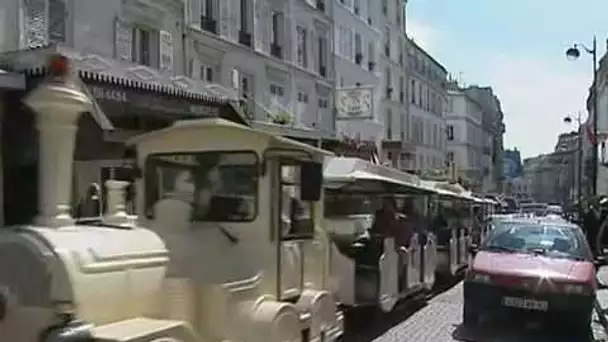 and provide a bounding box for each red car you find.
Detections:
[463,219,603,334]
